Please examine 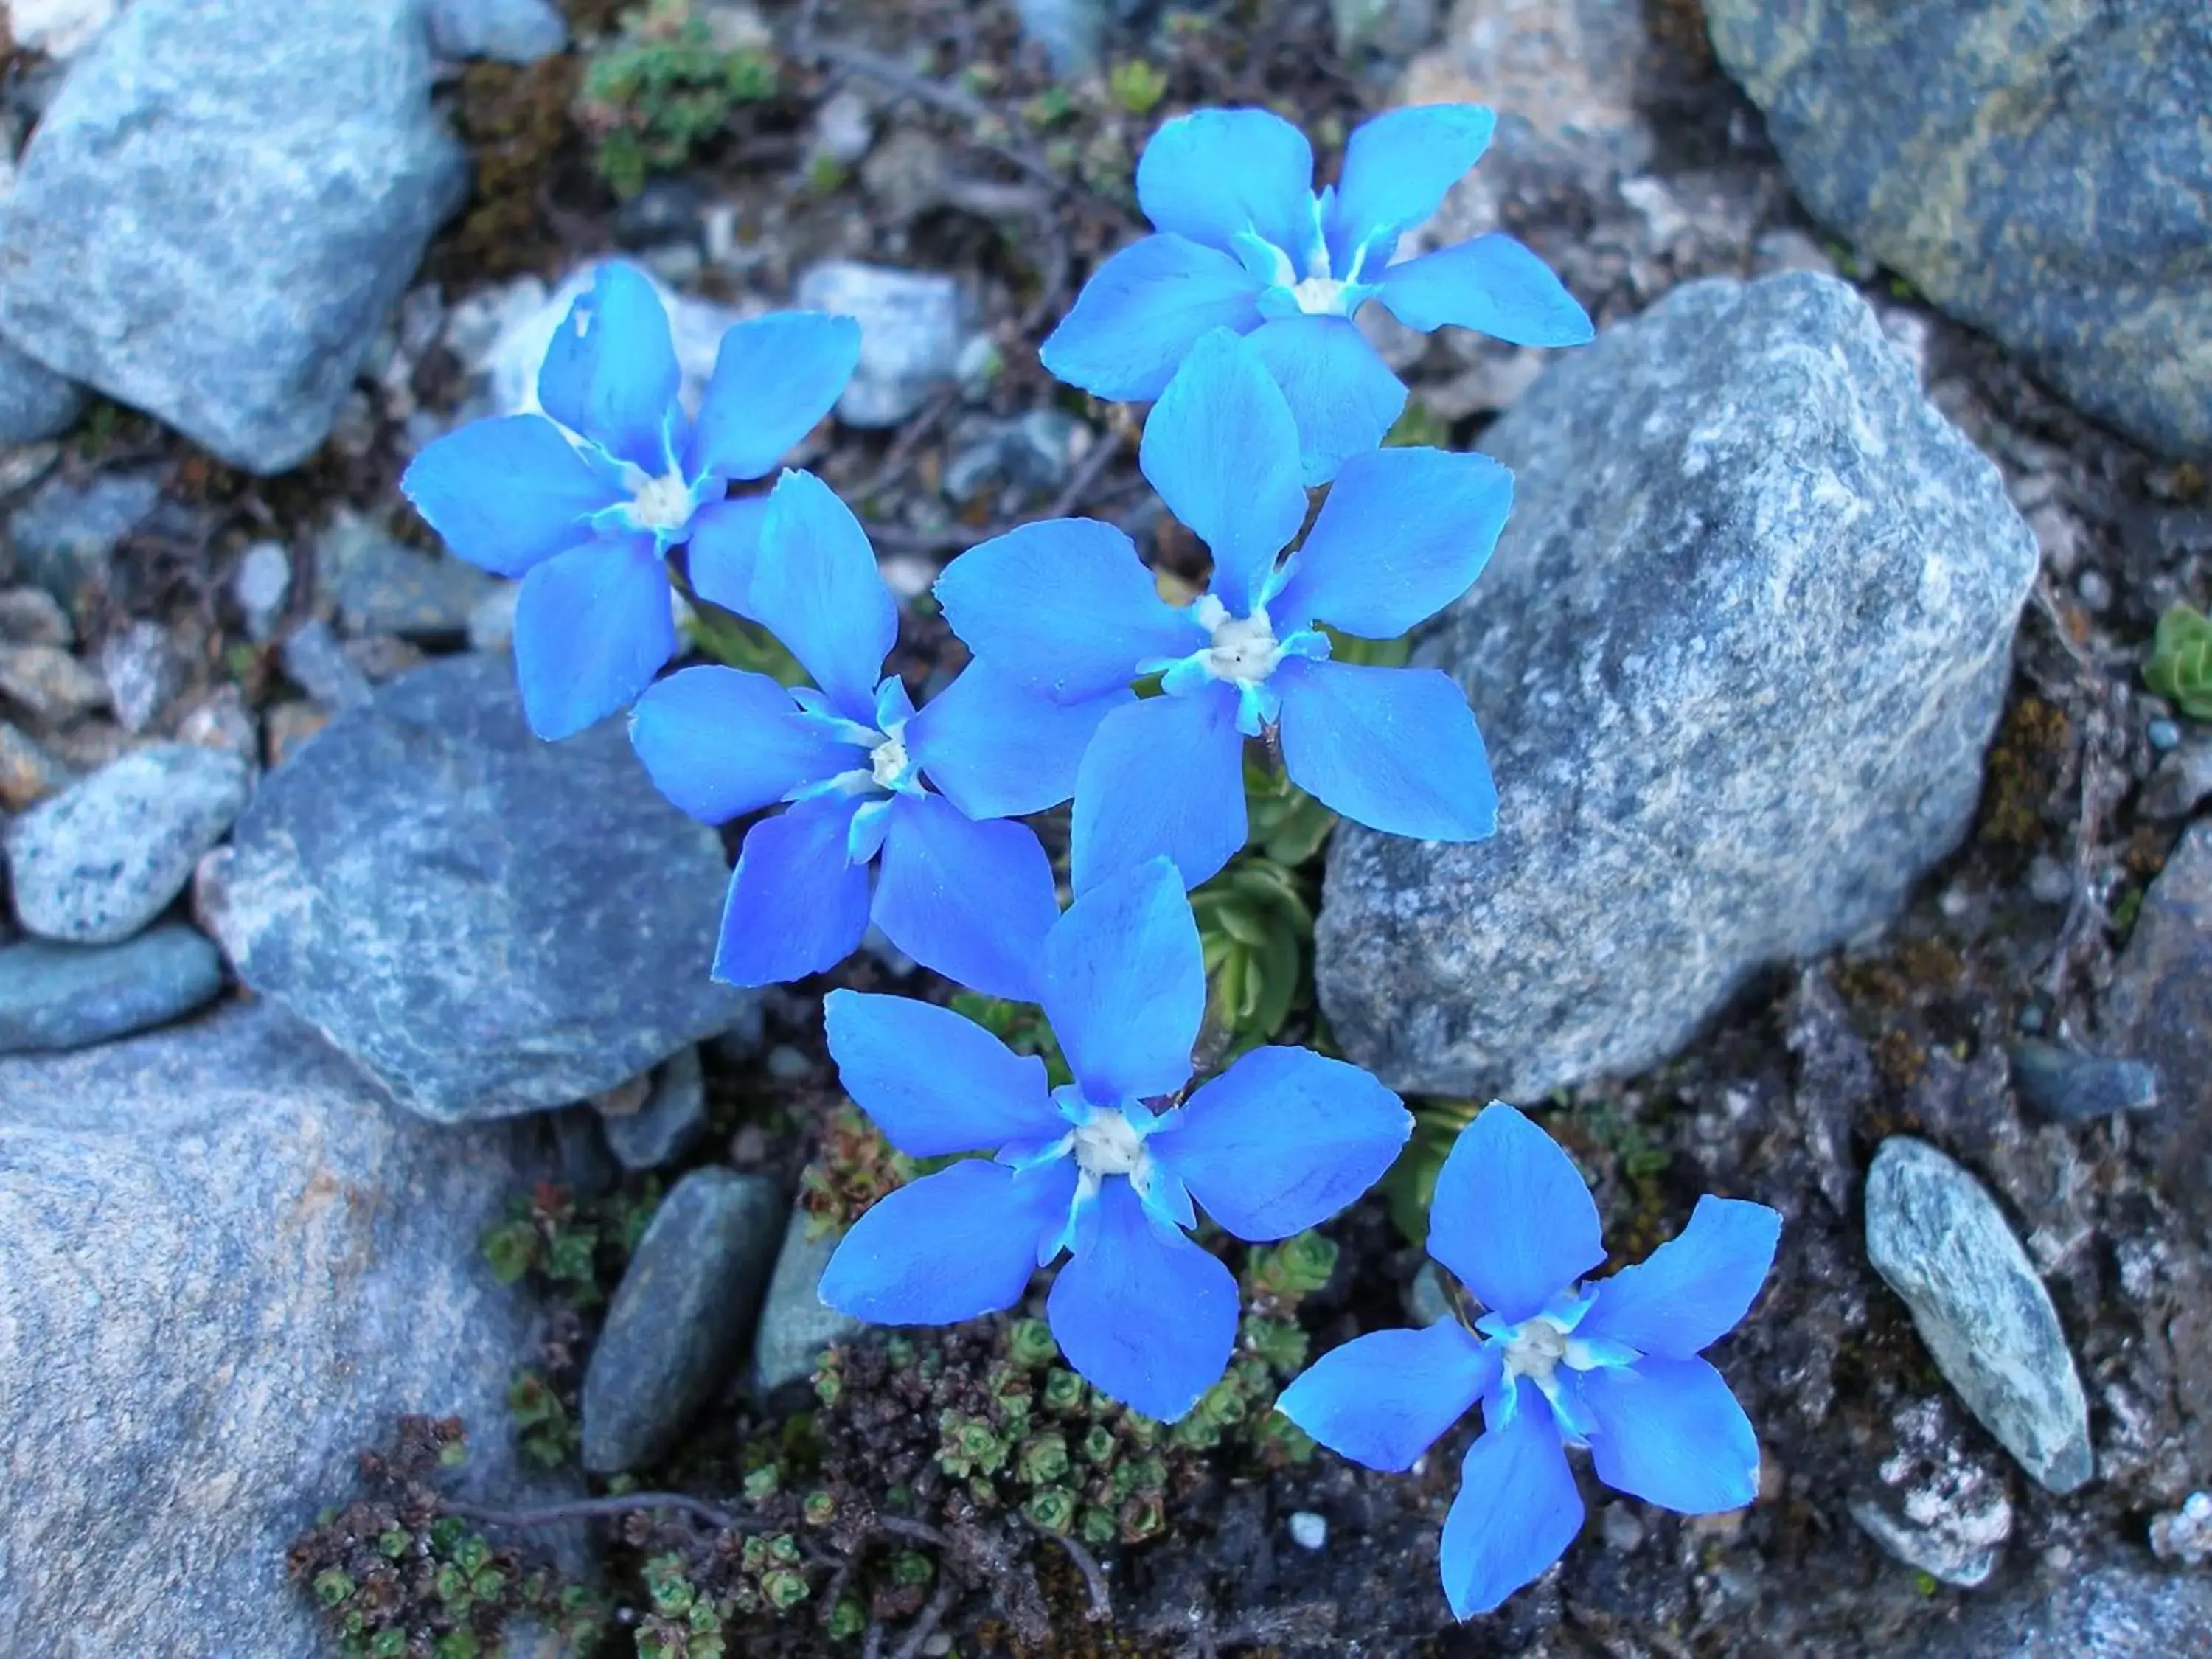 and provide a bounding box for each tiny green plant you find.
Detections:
[2144,601,2212,719]
[576,0,780,200]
